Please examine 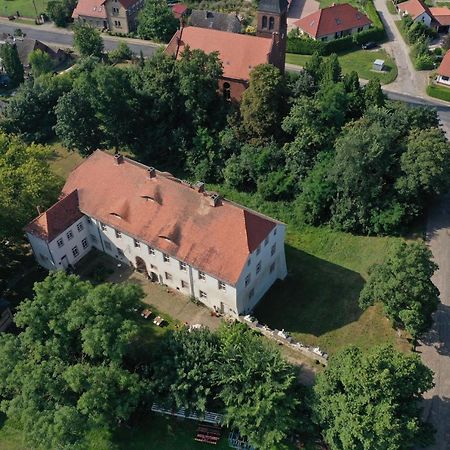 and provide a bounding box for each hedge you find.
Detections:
[287,27,386,56]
